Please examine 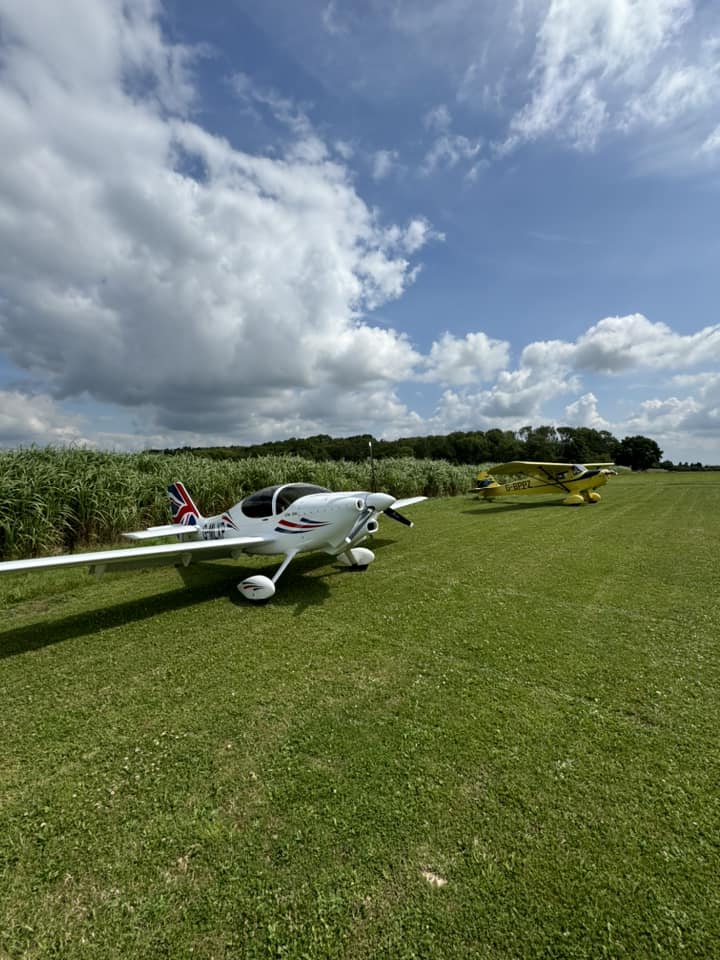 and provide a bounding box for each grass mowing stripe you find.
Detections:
[1,471,719,958]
